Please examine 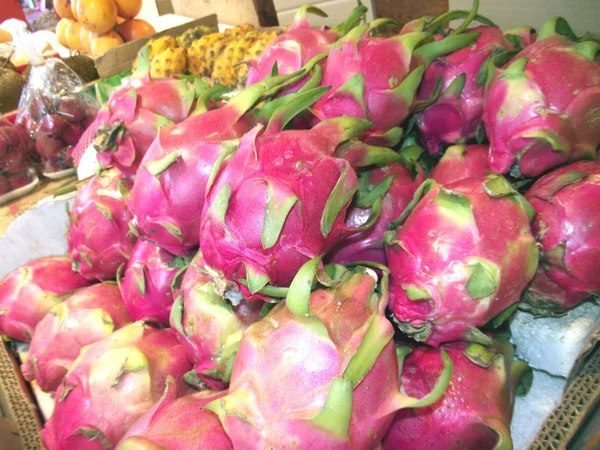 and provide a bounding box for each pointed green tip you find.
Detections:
[331,2,369,37]
[310,378,353,439]
[286,257,321,317]
[538,16,577,41]
[294,5,328,23]
[133,46,151,78]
